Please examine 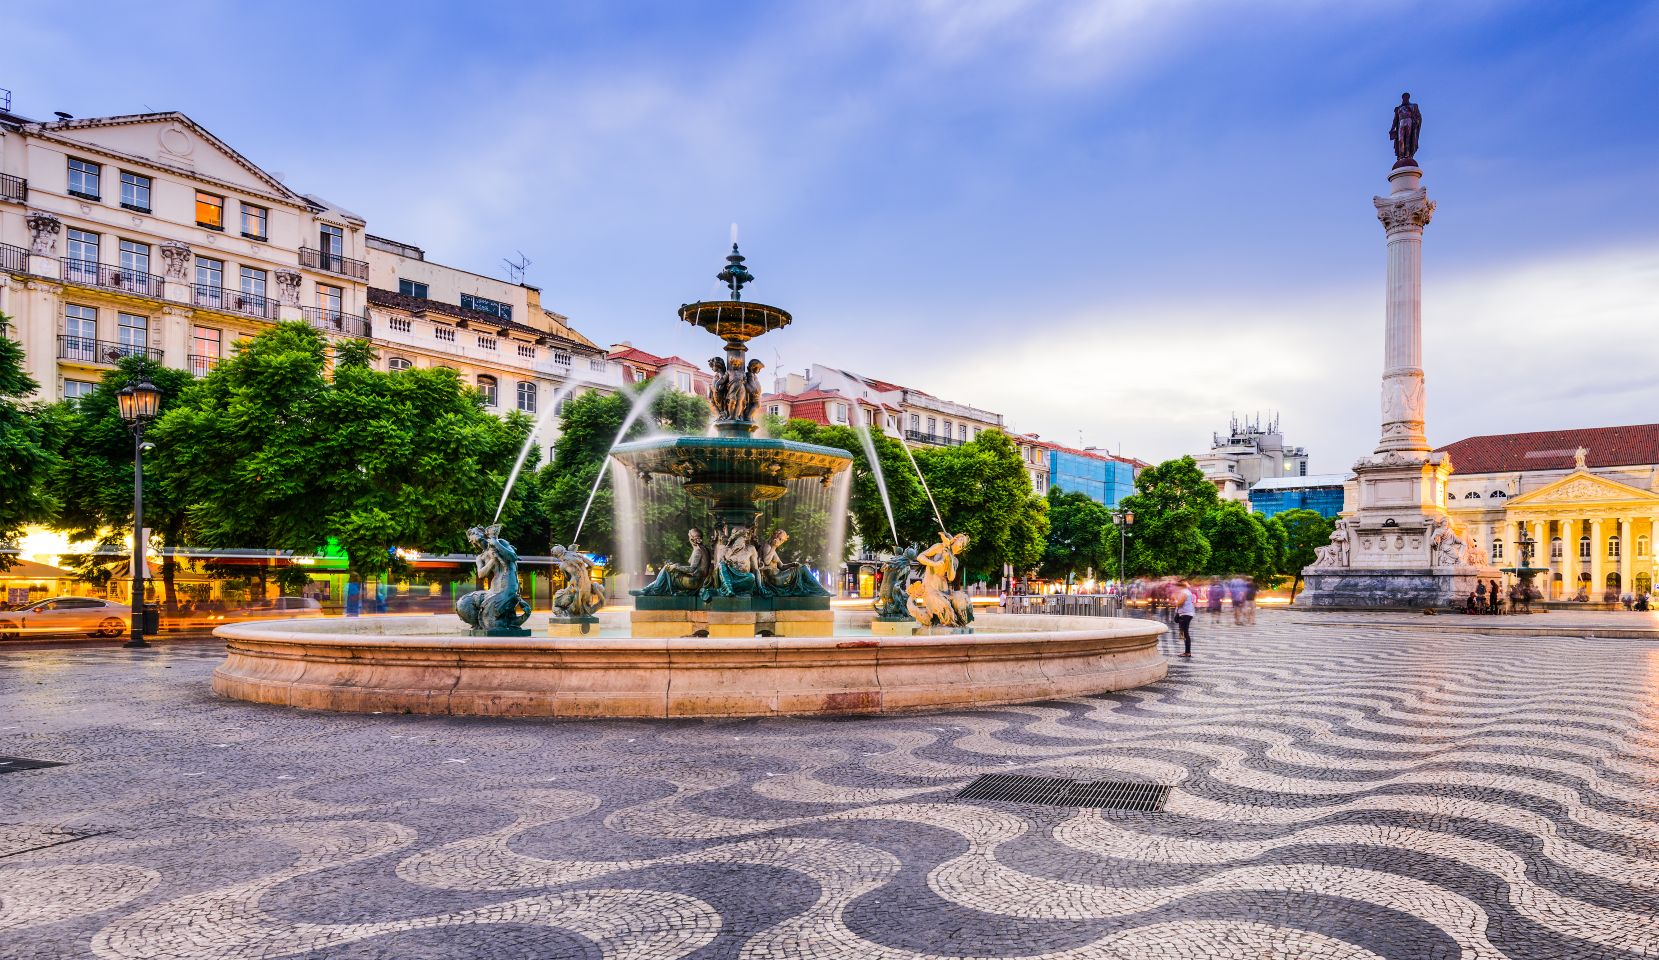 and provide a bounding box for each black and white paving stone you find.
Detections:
[1,612,1655,959]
